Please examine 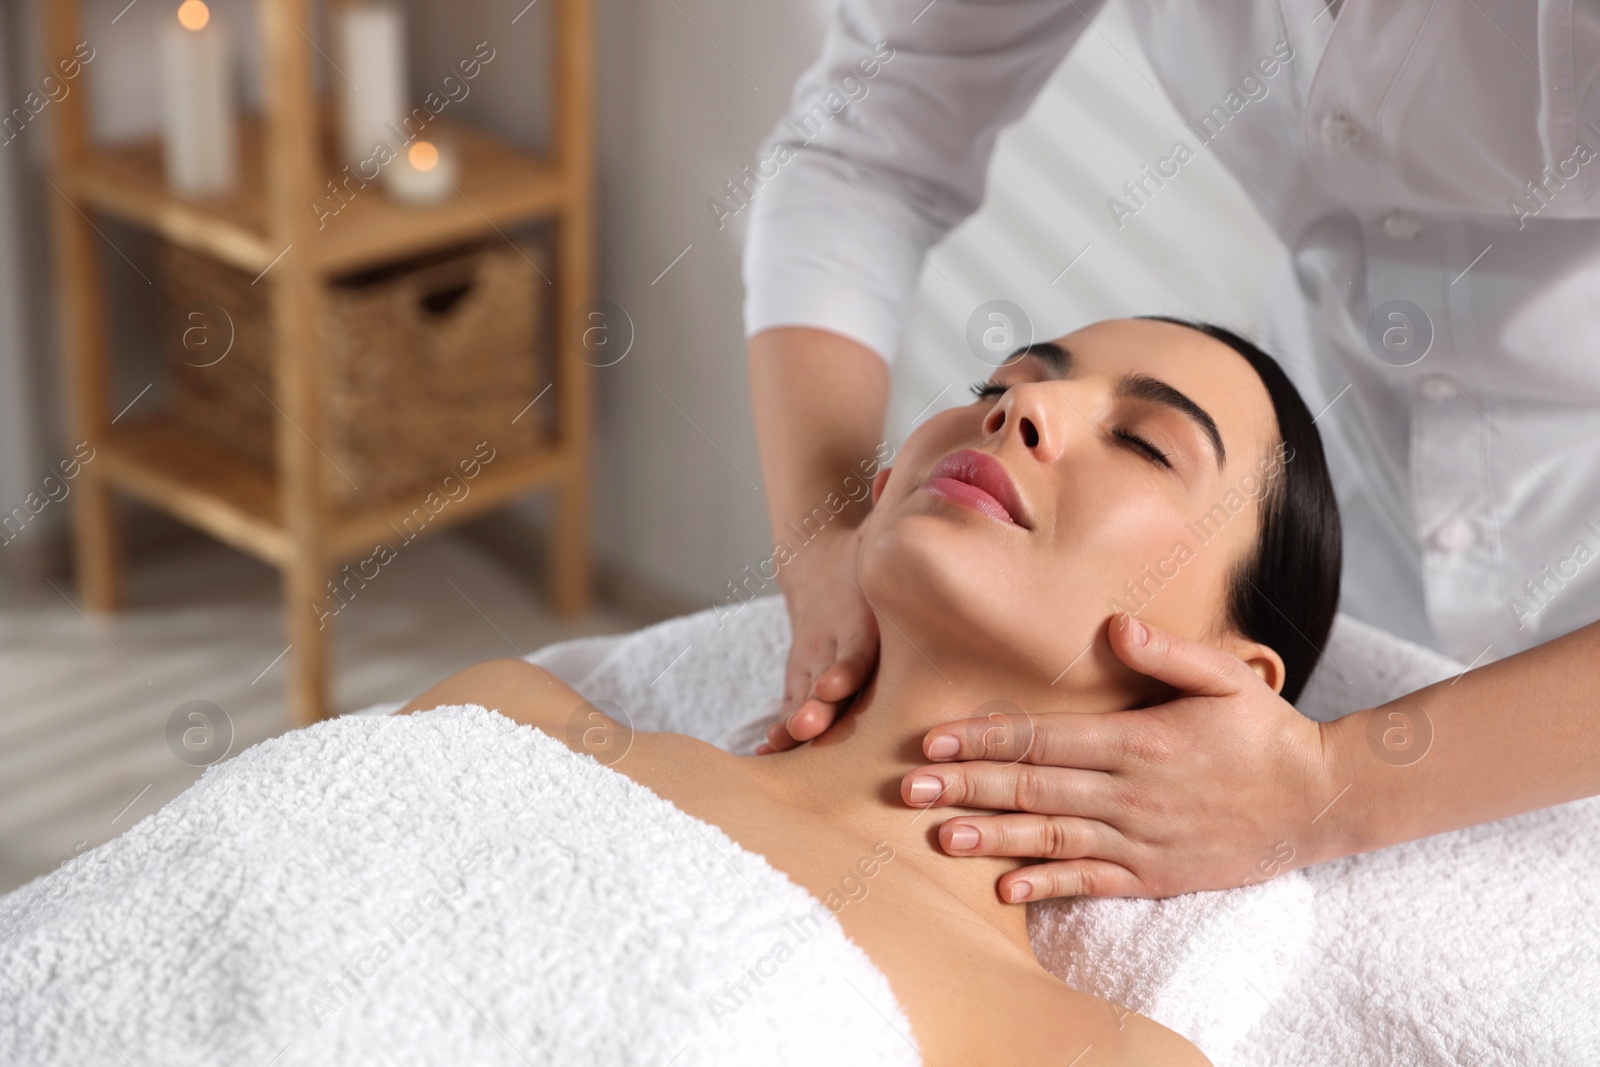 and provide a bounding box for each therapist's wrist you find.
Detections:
[1256,715,1351,875]
[773,516,866,594]
[1297,718,1356,868]
[1307,707,1403,866]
